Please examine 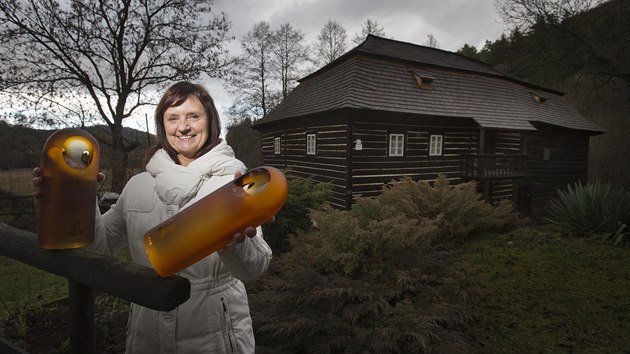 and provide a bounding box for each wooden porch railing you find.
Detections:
[460,154,527,180]
[0,223,191,354]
